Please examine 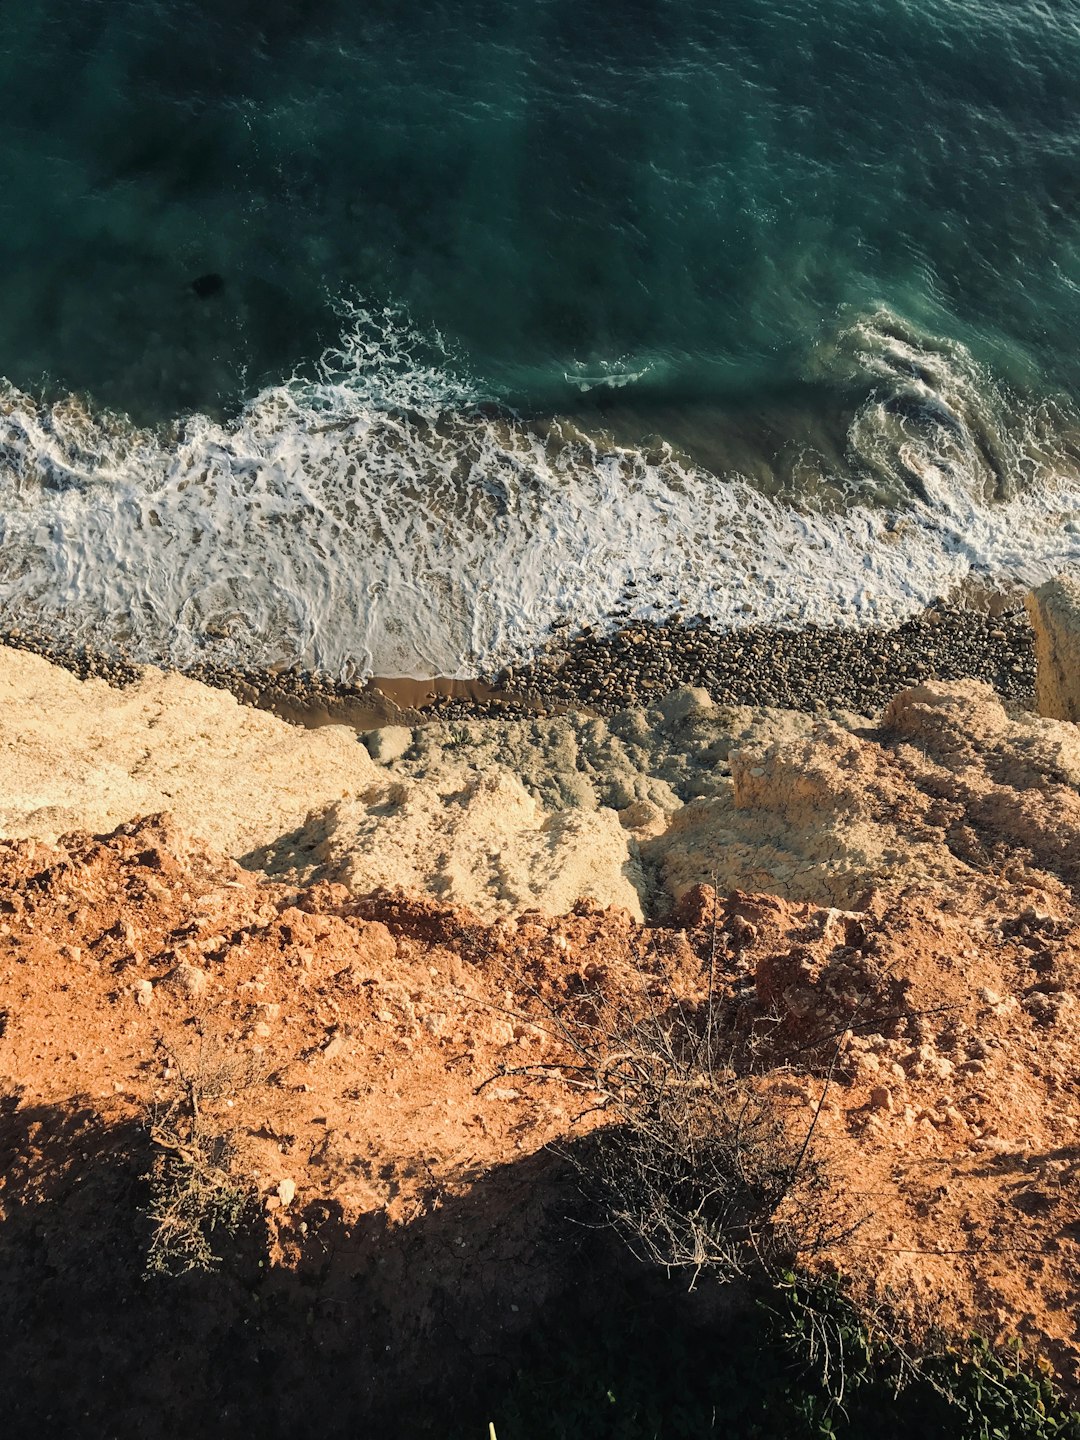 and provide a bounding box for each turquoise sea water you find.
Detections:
[2,0,1080,676]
